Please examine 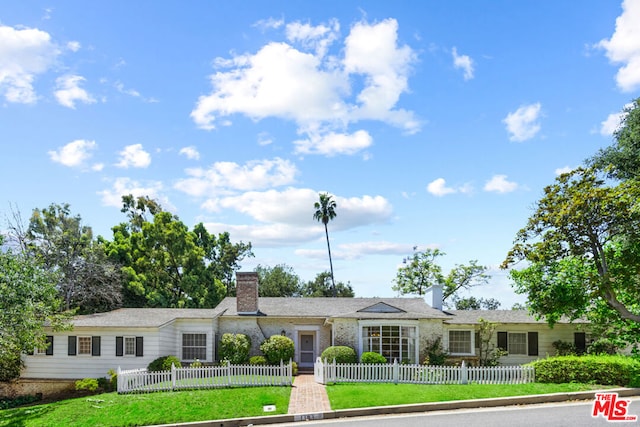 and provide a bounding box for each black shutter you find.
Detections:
[92,336,101,356]
[136,337,144,357]
[527,332,539,356]
[497,332,508,351]
[45,336,54,356]
[116,337,123,357]
[574,332,586,354]
[68,336,77,356]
